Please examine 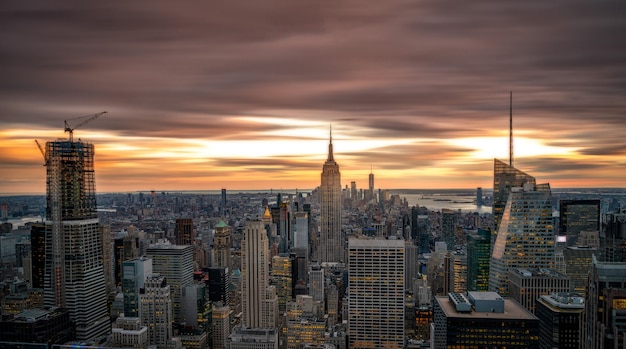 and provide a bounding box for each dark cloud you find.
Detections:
[1,0,625,190]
